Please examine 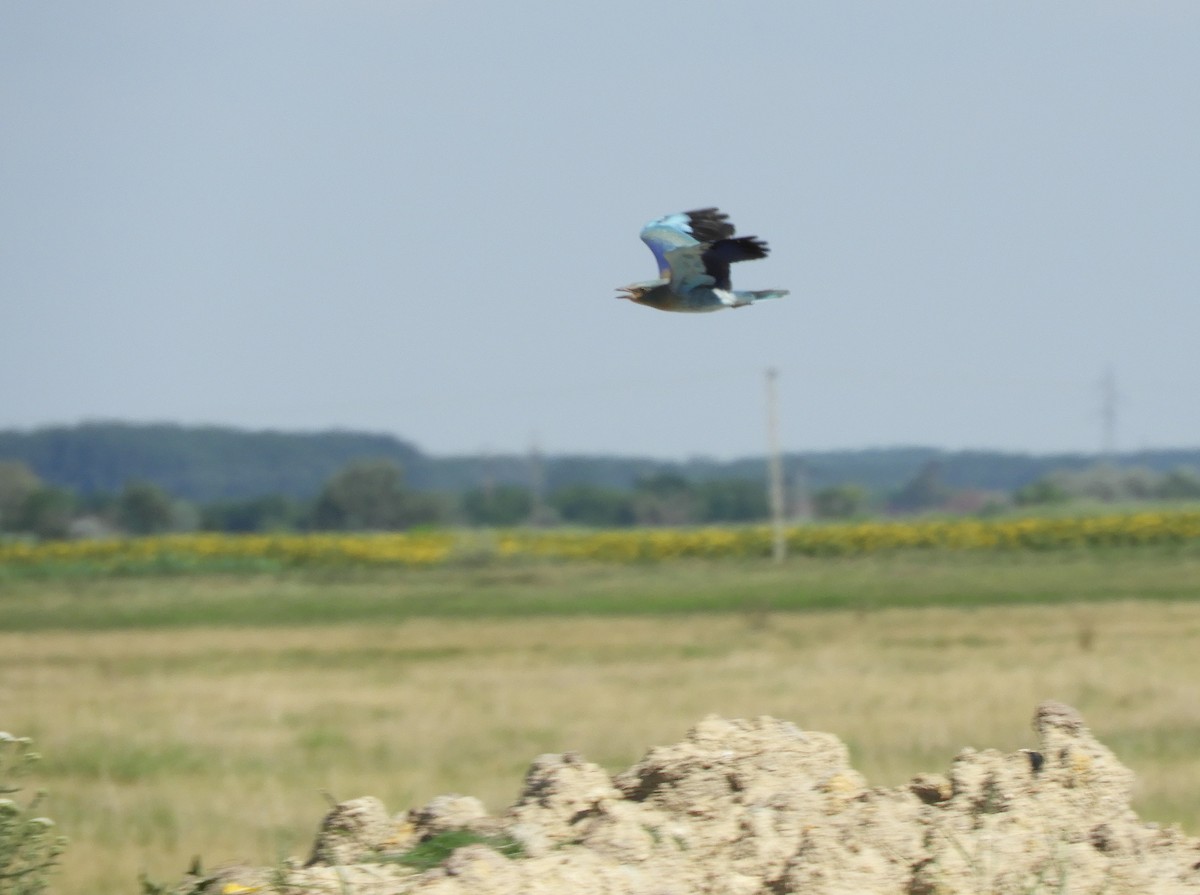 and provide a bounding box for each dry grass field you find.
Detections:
[1,551,1198,894]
